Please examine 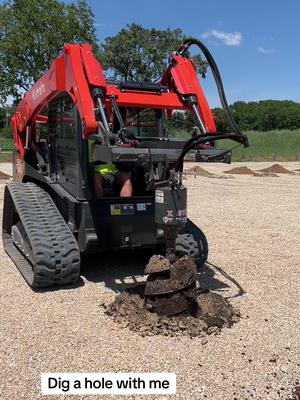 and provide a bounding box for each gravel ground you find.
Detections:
[0,161,299,400]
